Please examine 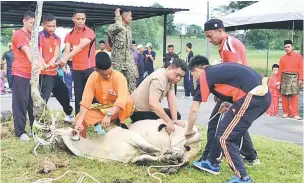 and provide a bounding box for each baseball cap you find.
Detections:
[204,19,224,31]
[145,42,152,48]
